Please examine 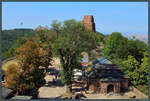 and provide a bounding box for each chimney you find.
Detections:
[82,15,96,32]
